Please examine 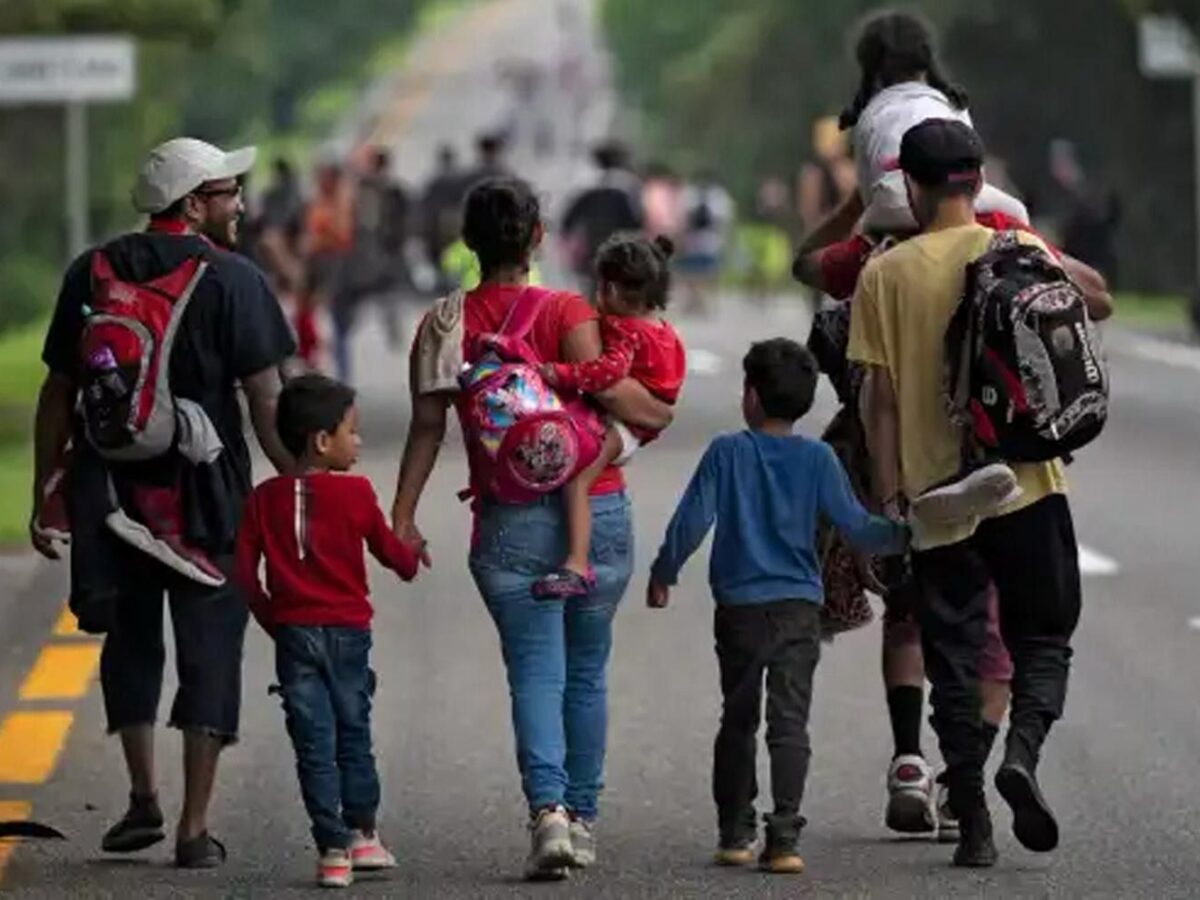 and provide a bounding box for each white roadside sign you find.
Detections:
[1140,15,1197,79]
[0,35,135,104]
